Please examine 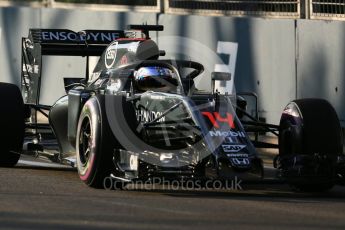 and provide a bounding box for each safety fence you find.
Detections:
[310,0,345,19]
[0,0,344,20]
[0,0,161,12]
[164,0,300,18]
